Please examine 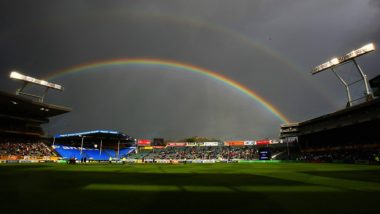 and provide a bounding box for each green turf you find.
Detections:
[1,162,380,214]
